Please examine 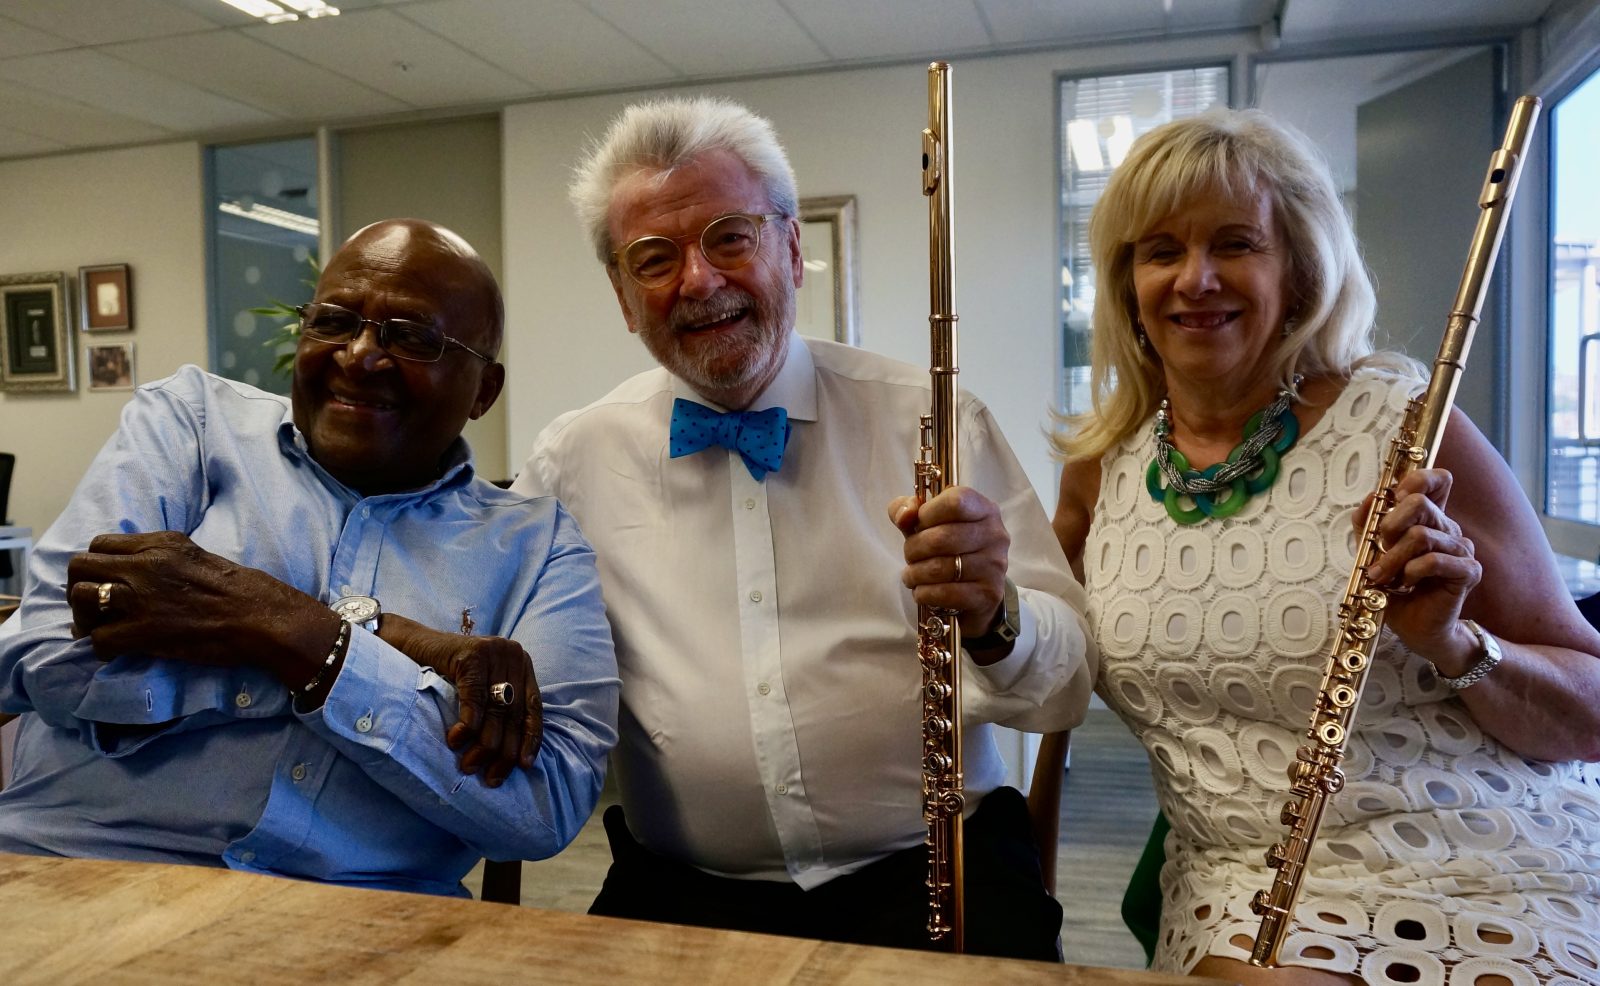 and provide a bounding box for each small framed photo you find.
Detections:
[79,264,132,332]
[87,341,136,391]
[1,271,75,393]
